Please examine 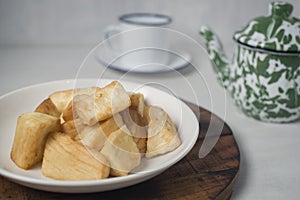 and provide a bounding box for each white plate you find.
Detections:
[94,49,192,73]
[0,79,199,193]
